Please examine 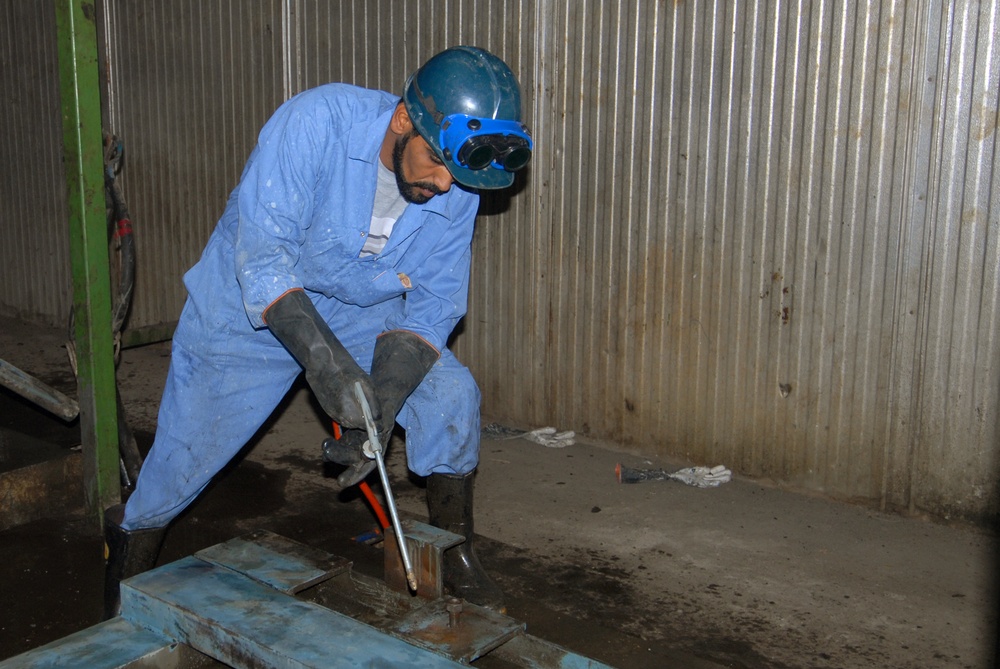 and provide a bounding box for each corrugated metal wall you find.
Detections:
[1,1,997,521]
[100,0,287,327]
[0,1,69,323]
[896,1,999,519]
